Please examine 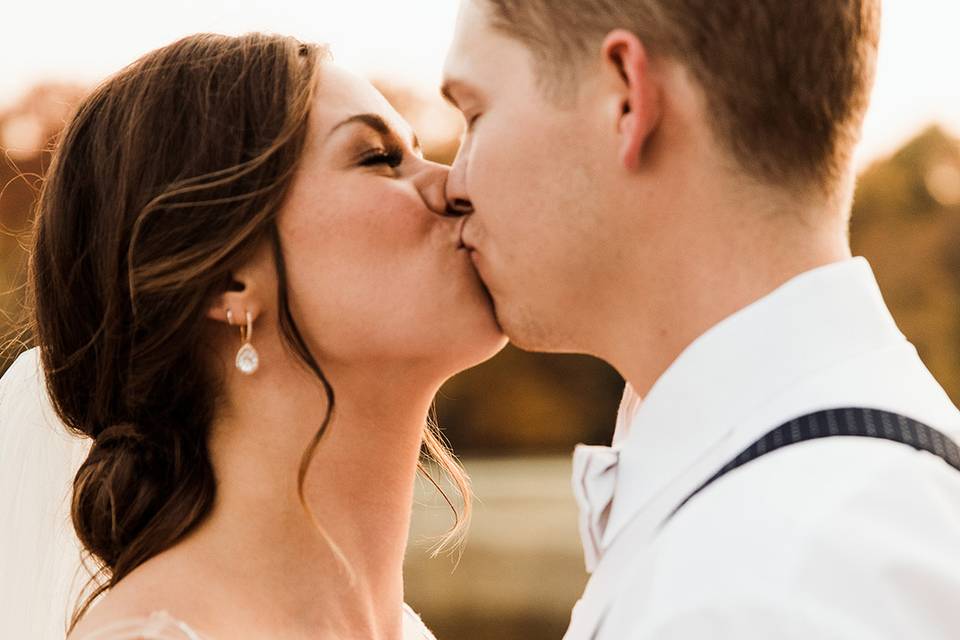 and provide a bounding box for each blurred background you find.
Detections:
[2,1,959,638]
